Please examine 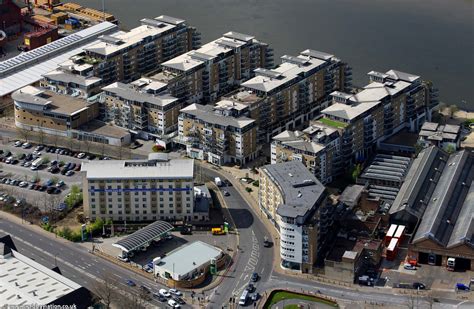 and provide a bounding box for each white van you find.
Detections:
[239,290,249,305]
